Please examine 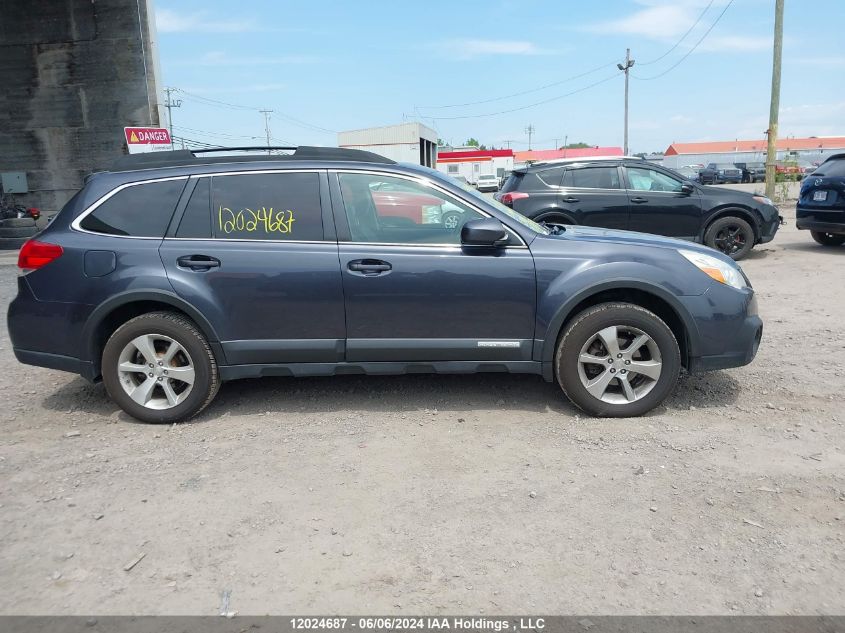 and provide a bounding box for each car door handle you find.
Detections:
[562,196,580,203]
[348,259,392,275]
[177,255,220,270]
[630,196,649,204]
